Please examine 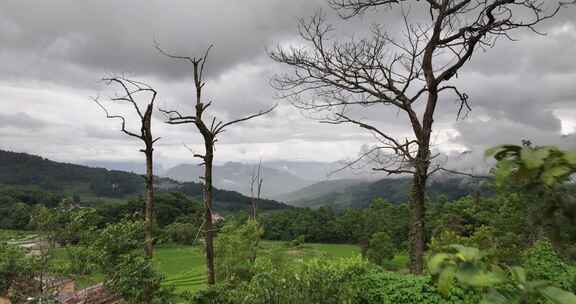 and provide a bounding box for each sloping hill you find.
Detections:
[0,150,290,212]
[0,150,143,197]
[164,162,313,198]
[285,177,490,209]
[273,179,368,203]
